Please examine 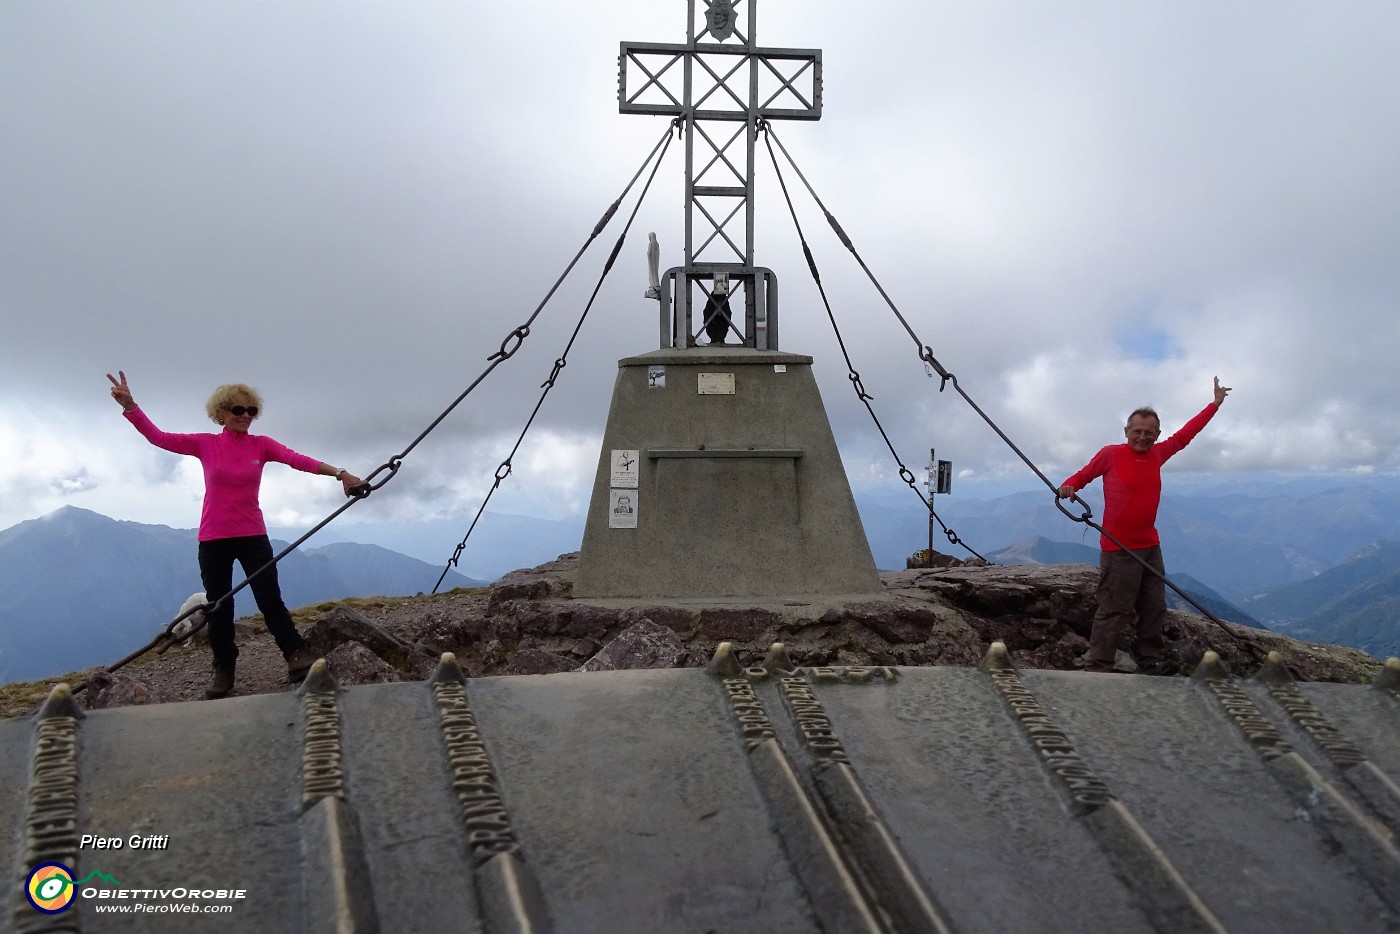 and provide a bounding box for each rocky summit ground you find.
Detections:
[1,553,1386,718]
